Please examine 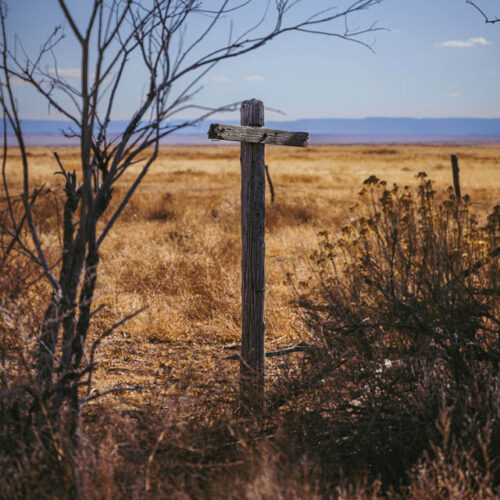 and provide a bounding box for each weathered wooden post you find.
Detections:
[451,154,461,200]
[240,99,266,404]
[208,99,308,407]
